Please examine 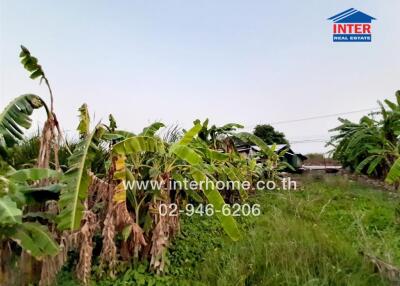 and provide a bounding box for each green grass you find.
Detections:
[196,175,400,285]
[58,174,400,285]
